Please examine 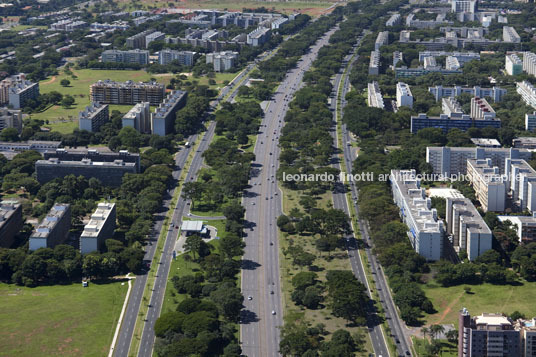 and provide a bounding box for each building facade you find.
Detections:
[151,90,188,136]
[0,200,23,248]
[206,51,238,72]
[43,148,140,172]
[90,80,165,105]
[78,102,109,132]
[517,81,536,110]
[503,26,521,43]
[122,102,150,133]
[428,85,507,102]
[158,50,196,66]
[80,202,116,254]
[126,29,155,49]
[29,204,71,251]
[471,97,496,120]
[505,158,536,212]
[0,107,22,133]
[369,51,380,75]
[396,82,413,109]
[506,53,523,75]
[524,52,536,77]
[101,49,149,65]
[367,81,384,109]
[467,158,506,212]
[145,31,165,49]
[410,113,501,133]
